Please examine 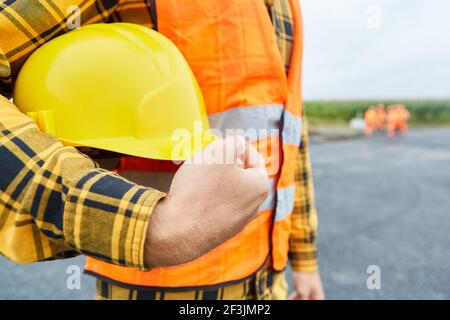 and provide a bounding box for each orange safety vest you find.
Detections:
[365,110,376,125]
[85,0,304,290]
